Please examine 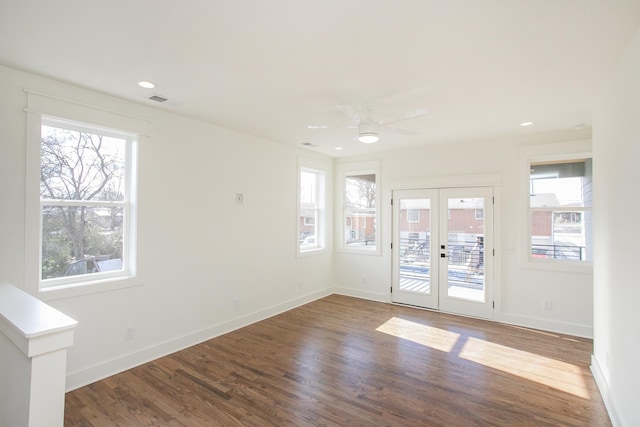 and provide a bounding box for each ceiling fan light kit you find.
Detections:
[358,131,379,144]
[309,104,424,145]
[358,116,379,143]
